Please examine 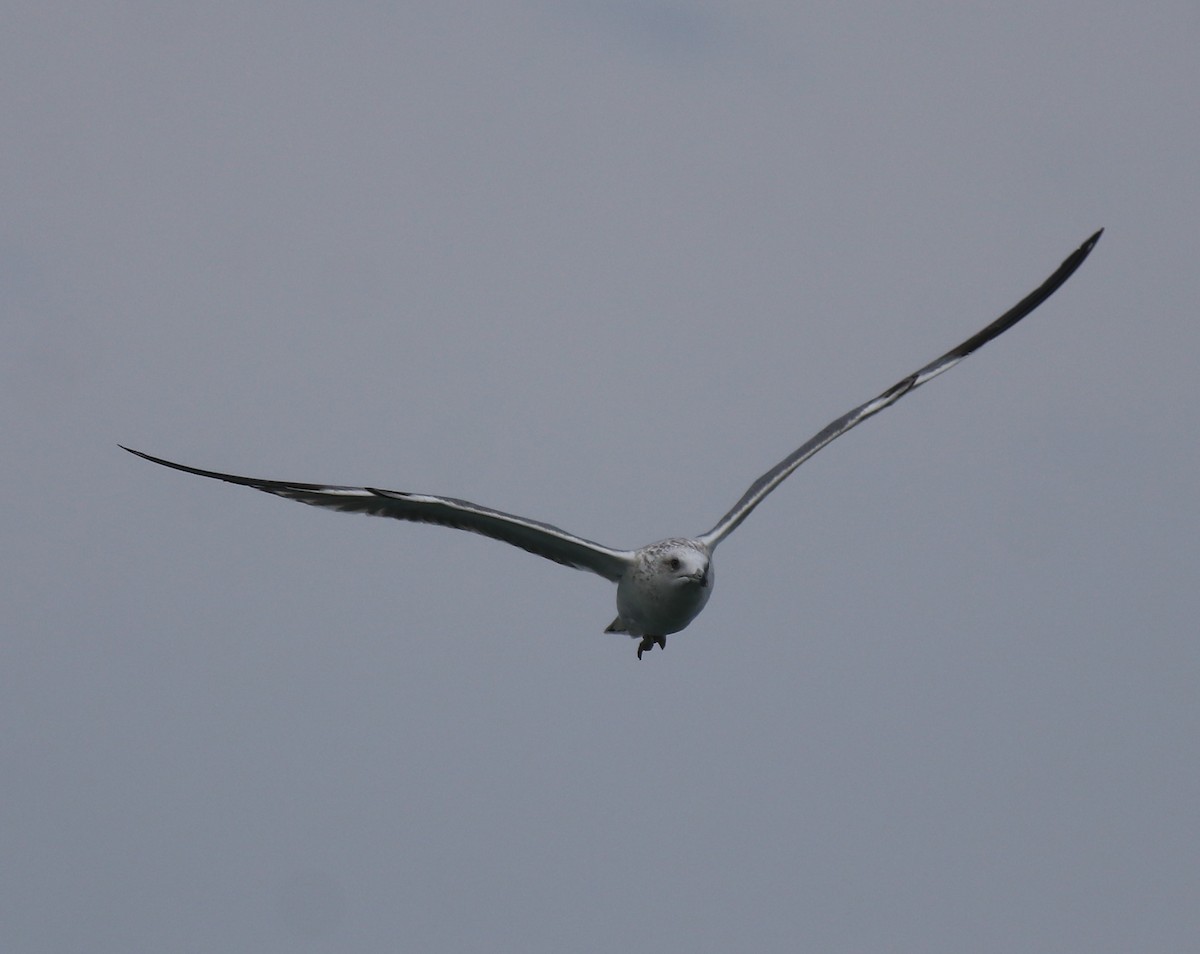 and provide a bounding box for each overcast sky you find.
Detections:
[3,2,1198,952]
